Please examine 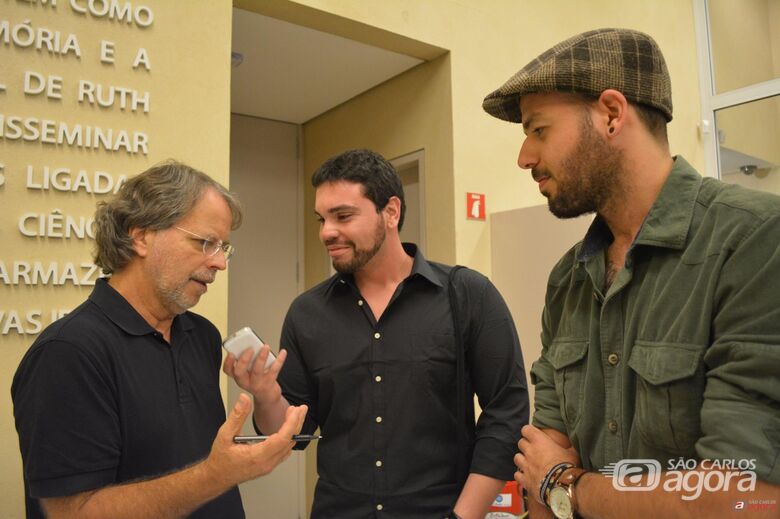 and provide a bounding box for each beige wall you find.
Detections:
[0,1,232,516]
[283,0,704,276]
